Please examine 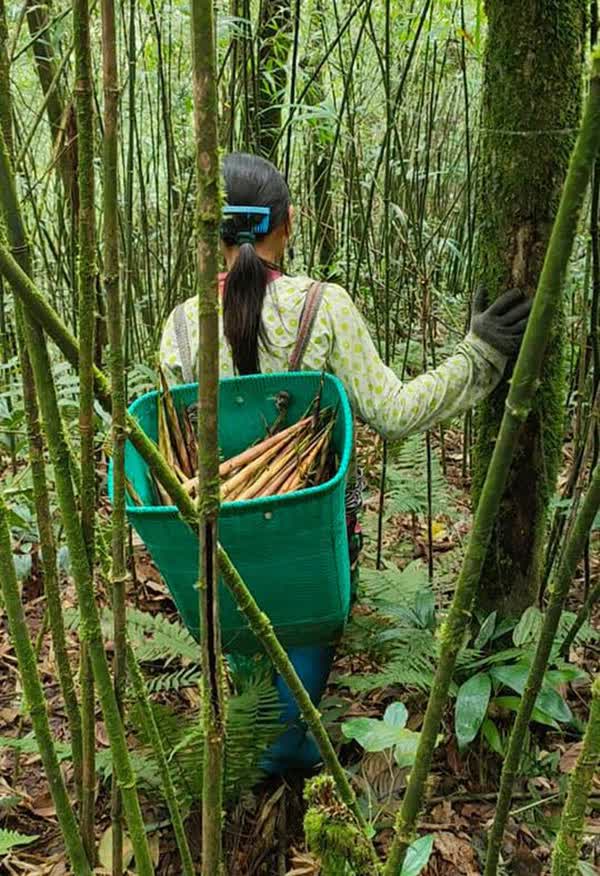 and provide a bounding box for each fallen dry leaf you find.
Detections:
[560,741,584,773]
[287,847,320,875]
[30,791,56,819]
[434,831,480,875]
